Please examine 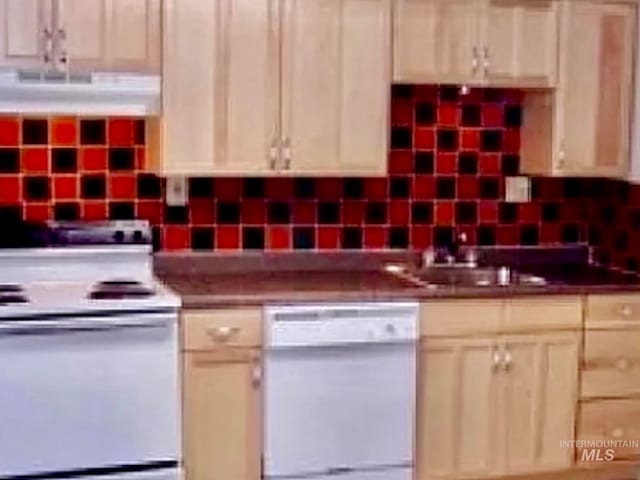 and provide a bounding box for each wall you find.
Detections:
[0,85,592,252]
